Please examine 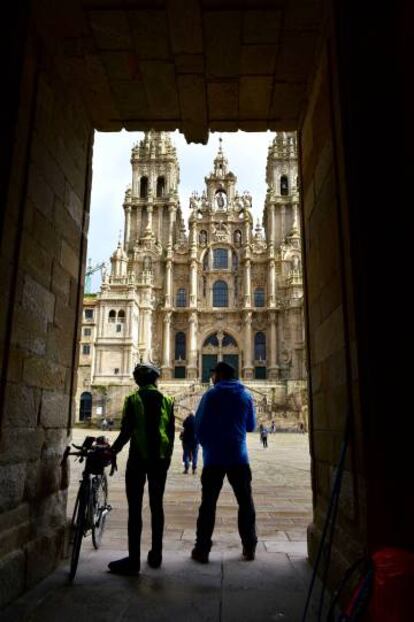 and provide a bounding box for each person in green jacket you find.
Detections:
[108,363,175,576]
